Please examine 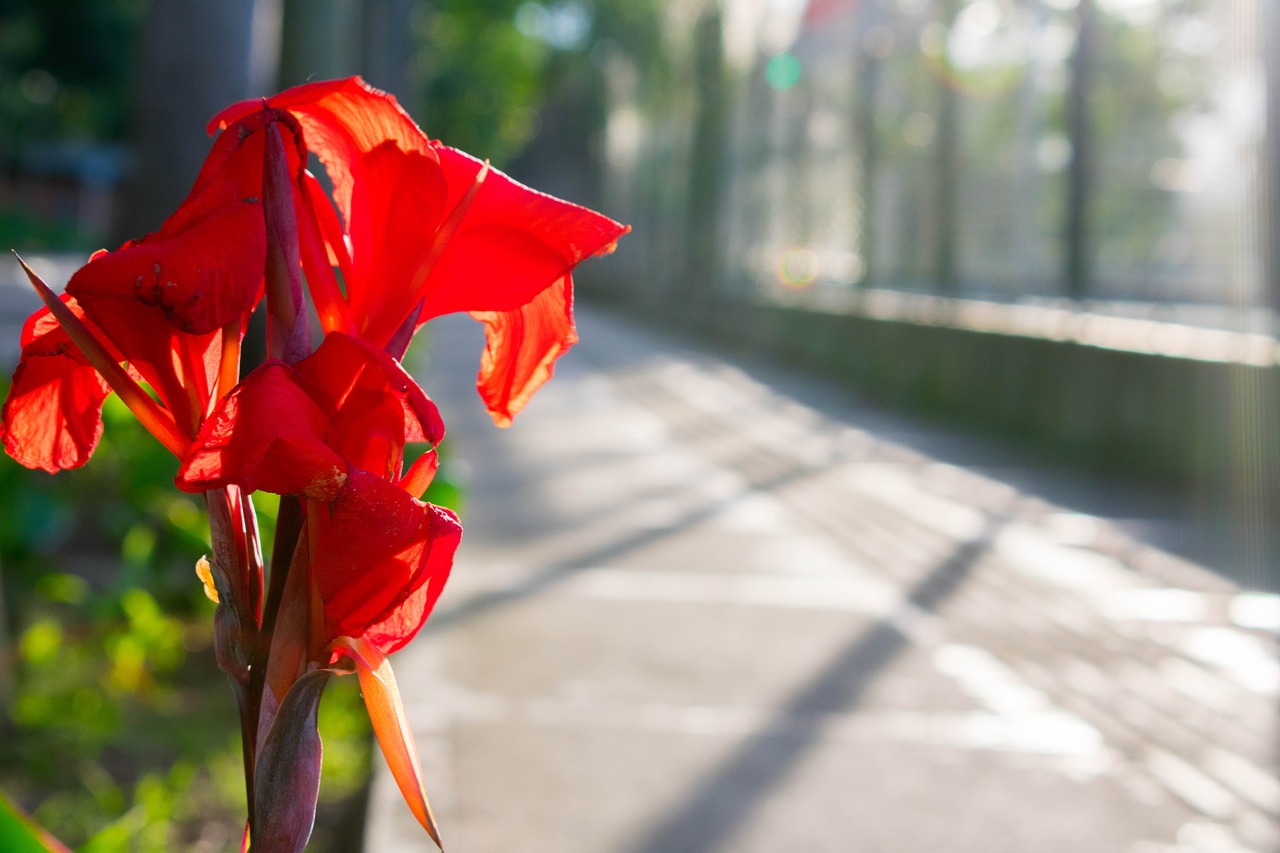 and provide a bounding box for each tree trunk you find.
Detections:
[114,0,279,242]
